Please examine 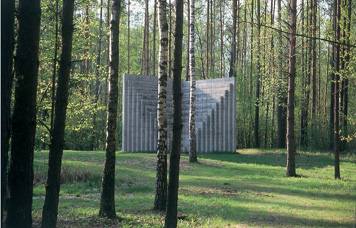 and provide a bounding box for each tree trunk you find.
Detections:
[333,0,341,179]
[154,0,169,211]
[41,0,75,227]
[286,0,297,177]
[165,0,183,225]
[50,0,59,133]
[300,0,311,147]
[229,0,238,78]
[219,0,224,77]
[153,0,157,76]
[185,0,190,81]
[276,0,287,148]
[311,0,317,121]
[6,0,41,226]
[143,0,150,75]
[99,0,121,218]
[189,0,197,163]
[254,0,261,148]
[127,0,131,73]
[91,0,104,151]
[1,0,15,221]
